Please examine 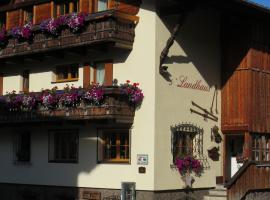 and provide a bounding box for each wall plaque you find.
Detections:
[137,154,148,165]
[82,191,101,200]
